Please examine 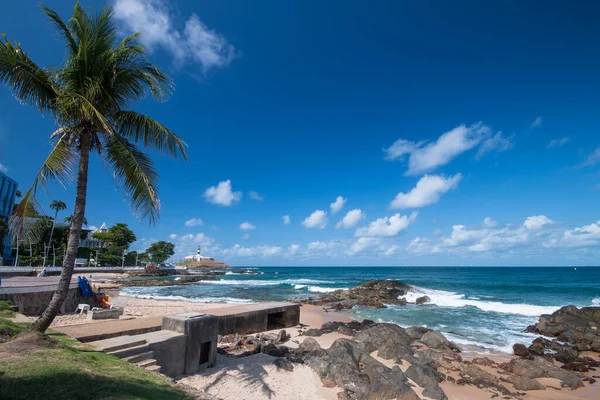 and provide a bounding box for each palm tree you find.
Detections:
[1,3,187,332]
[44,199,67,267]
[64,215,88,225]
